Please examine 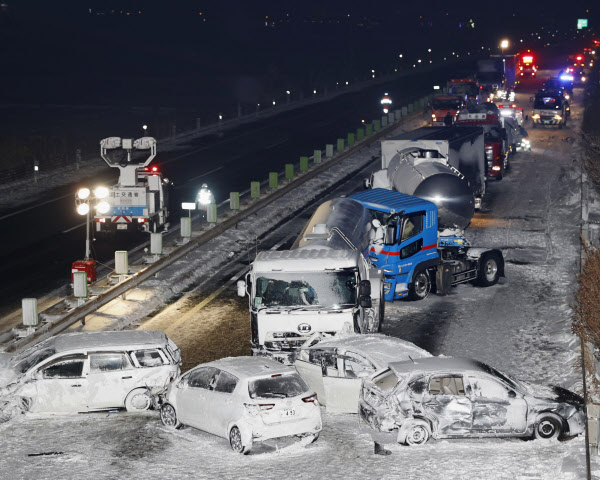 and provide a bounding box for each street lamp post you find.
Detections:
[500,39,509,55]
